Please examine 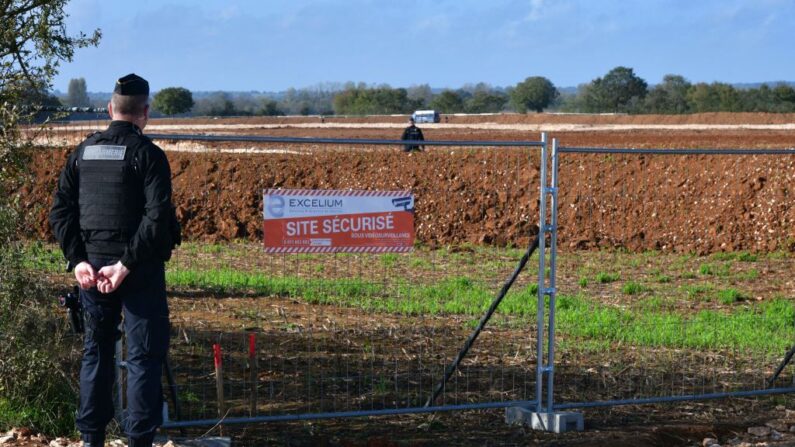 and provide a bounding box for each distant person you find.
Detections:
[401,117,425,152]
